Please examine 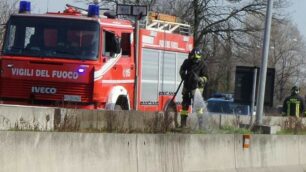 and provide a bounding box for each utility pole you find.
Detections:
[255,0,273,125]
[133,18,140,110]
